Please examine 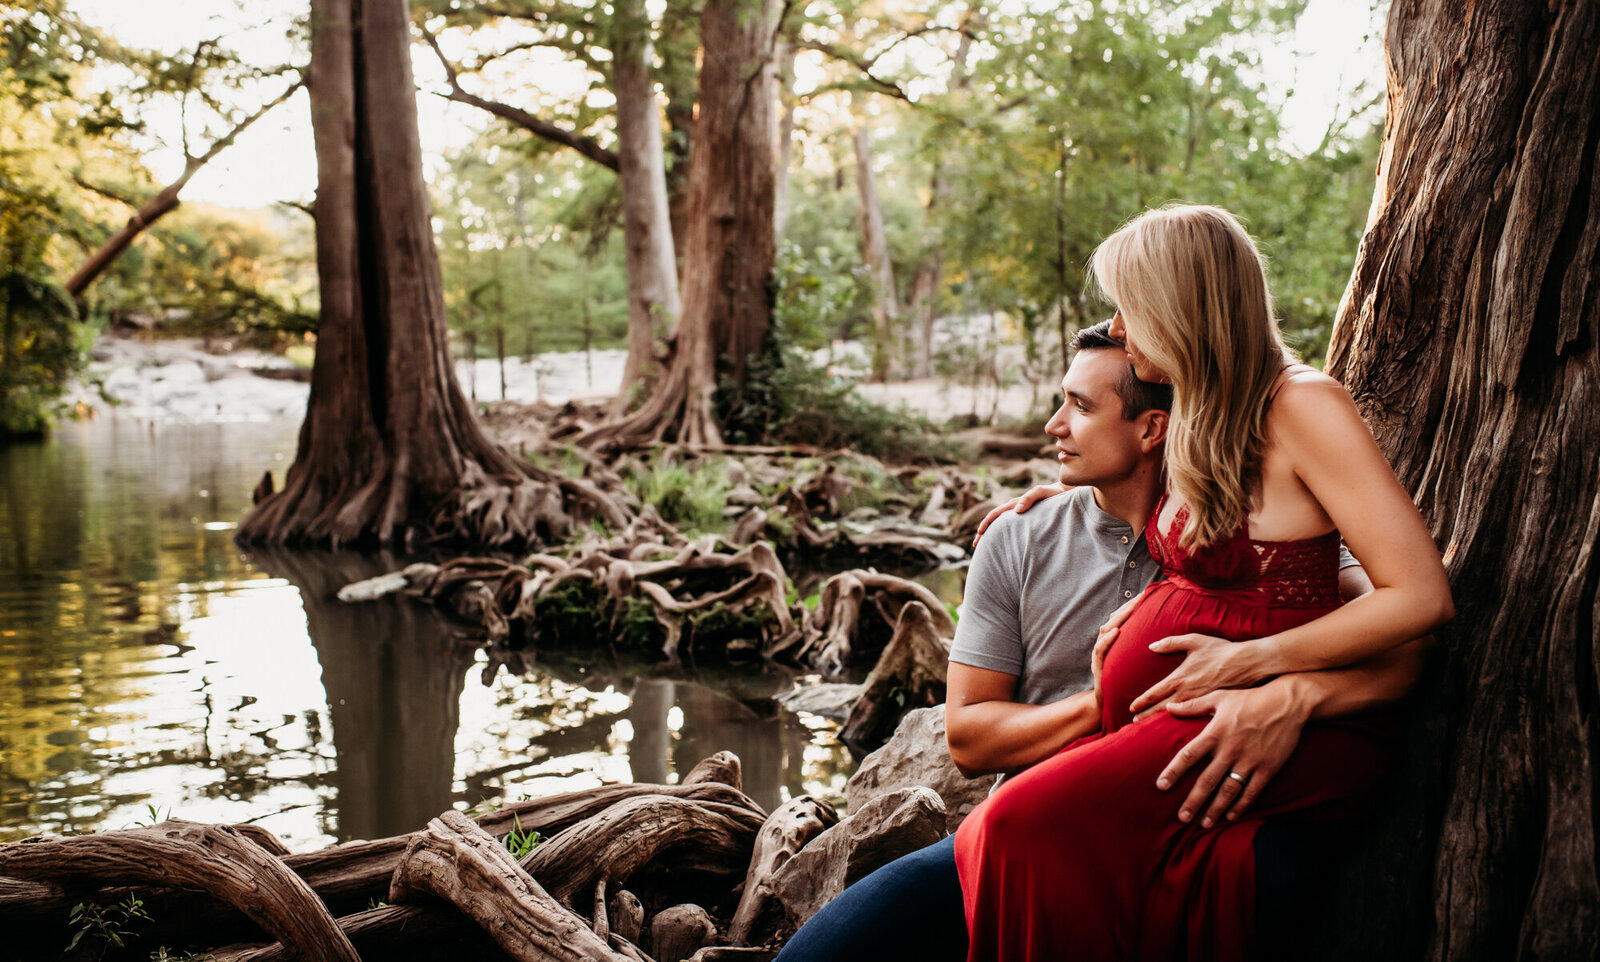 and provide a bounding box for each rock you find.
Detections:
[773,682,864,722]
[651,903,716,962]
[845,707,996,834]
[769,787,946,931]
